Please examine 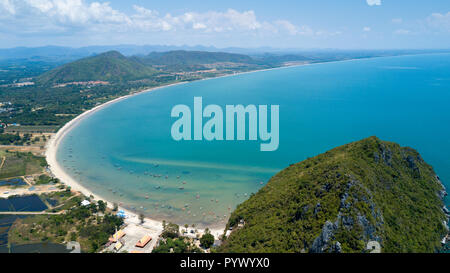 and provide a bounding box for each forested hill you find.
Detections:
[218,136,449,253]
[36,51,157,85]
[136,50,255,66]
[35,50,262,84]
